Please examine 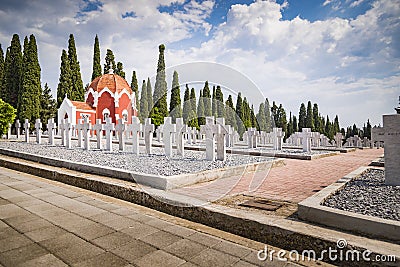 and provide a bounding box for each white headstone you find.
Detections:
[76,119,84,148]
[200,117,220,161]
[65,119,73,149]
[15,119,21,139]
[47,118,57,145]
[176,118,187,156]
[24,119,30,143]
[247,128,257,148]
[144,118,154,154]
[115,118,126,151]
[93,119,103,149]
[311,132,320,147]
[301,128,312,152]
[127,116,142,155]
[273,127,283,150]
[216,118,227,161]
[82,117,91,151]
[6,123,11,139]
[334,133,343,148]
[382,114,400,186]
[59,119,66,146]
[162,117,176,157]
[104,118,115,151]
[156,124,163,142]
